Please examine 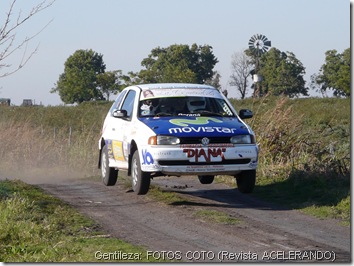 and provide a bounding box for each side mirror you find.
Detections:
[239,109,253,119]
[113,109,128,118]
